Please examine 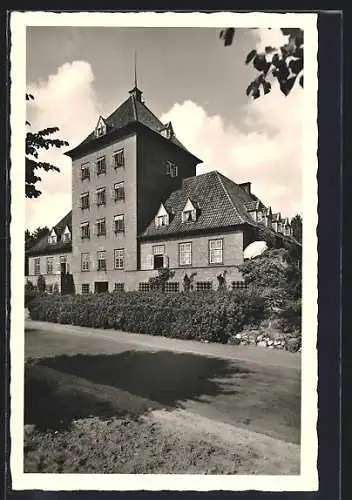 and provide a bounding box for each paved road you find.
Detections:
[25,320,301,445]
